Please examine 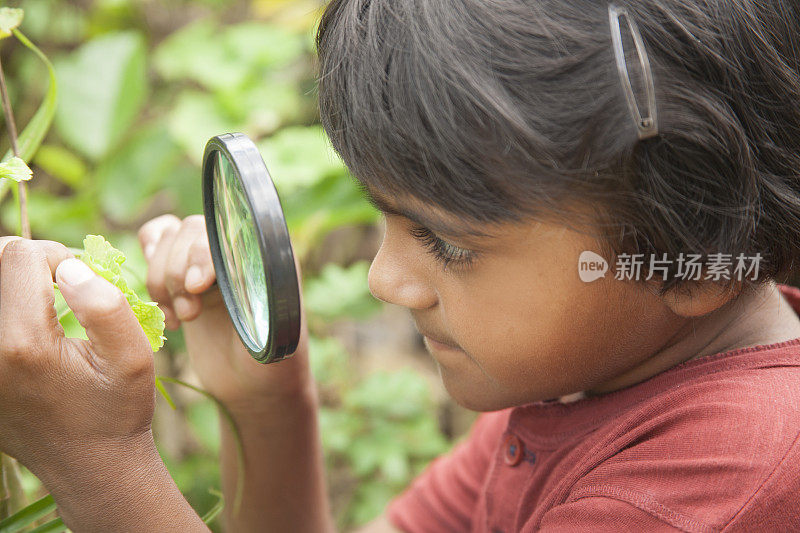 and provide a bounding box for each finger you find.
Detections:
[185,229,215,295]
[38,240,78,272]
[55,258,152,371]
[165,217,207,321]
[0,237,74,273]
[145,224,180,310]
[0,236,23,255]
[160,303,180,330]
[138,214,180,262]
[164,215,206,297]
[0,240,74,351]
